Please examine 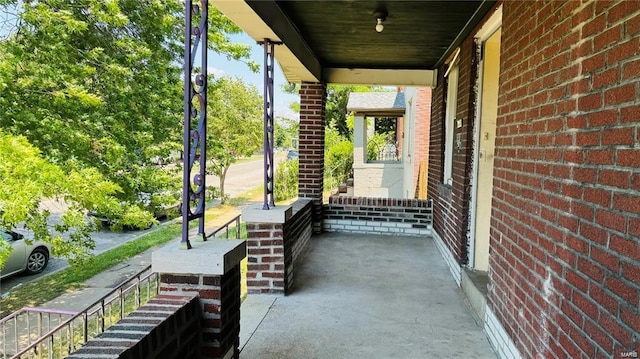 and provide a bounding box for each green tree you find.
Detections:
[0,130,122,268]
[325,85,374,138]
[274,116,299,149]
[206,76,262,203]
[0,0,257,227]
